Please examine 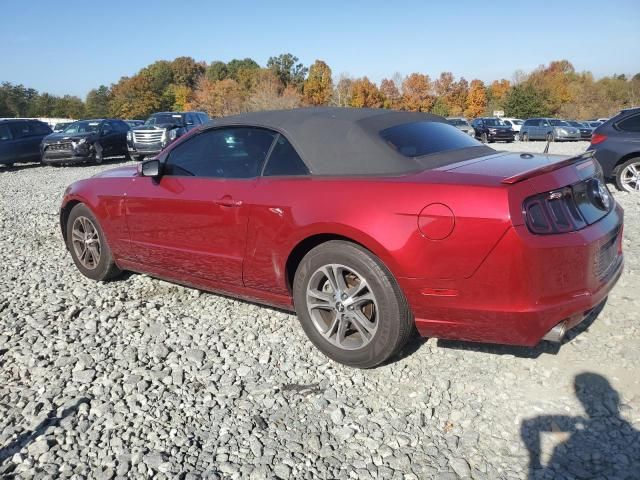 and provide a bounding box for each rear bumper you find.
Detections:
[400,204,624,346]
